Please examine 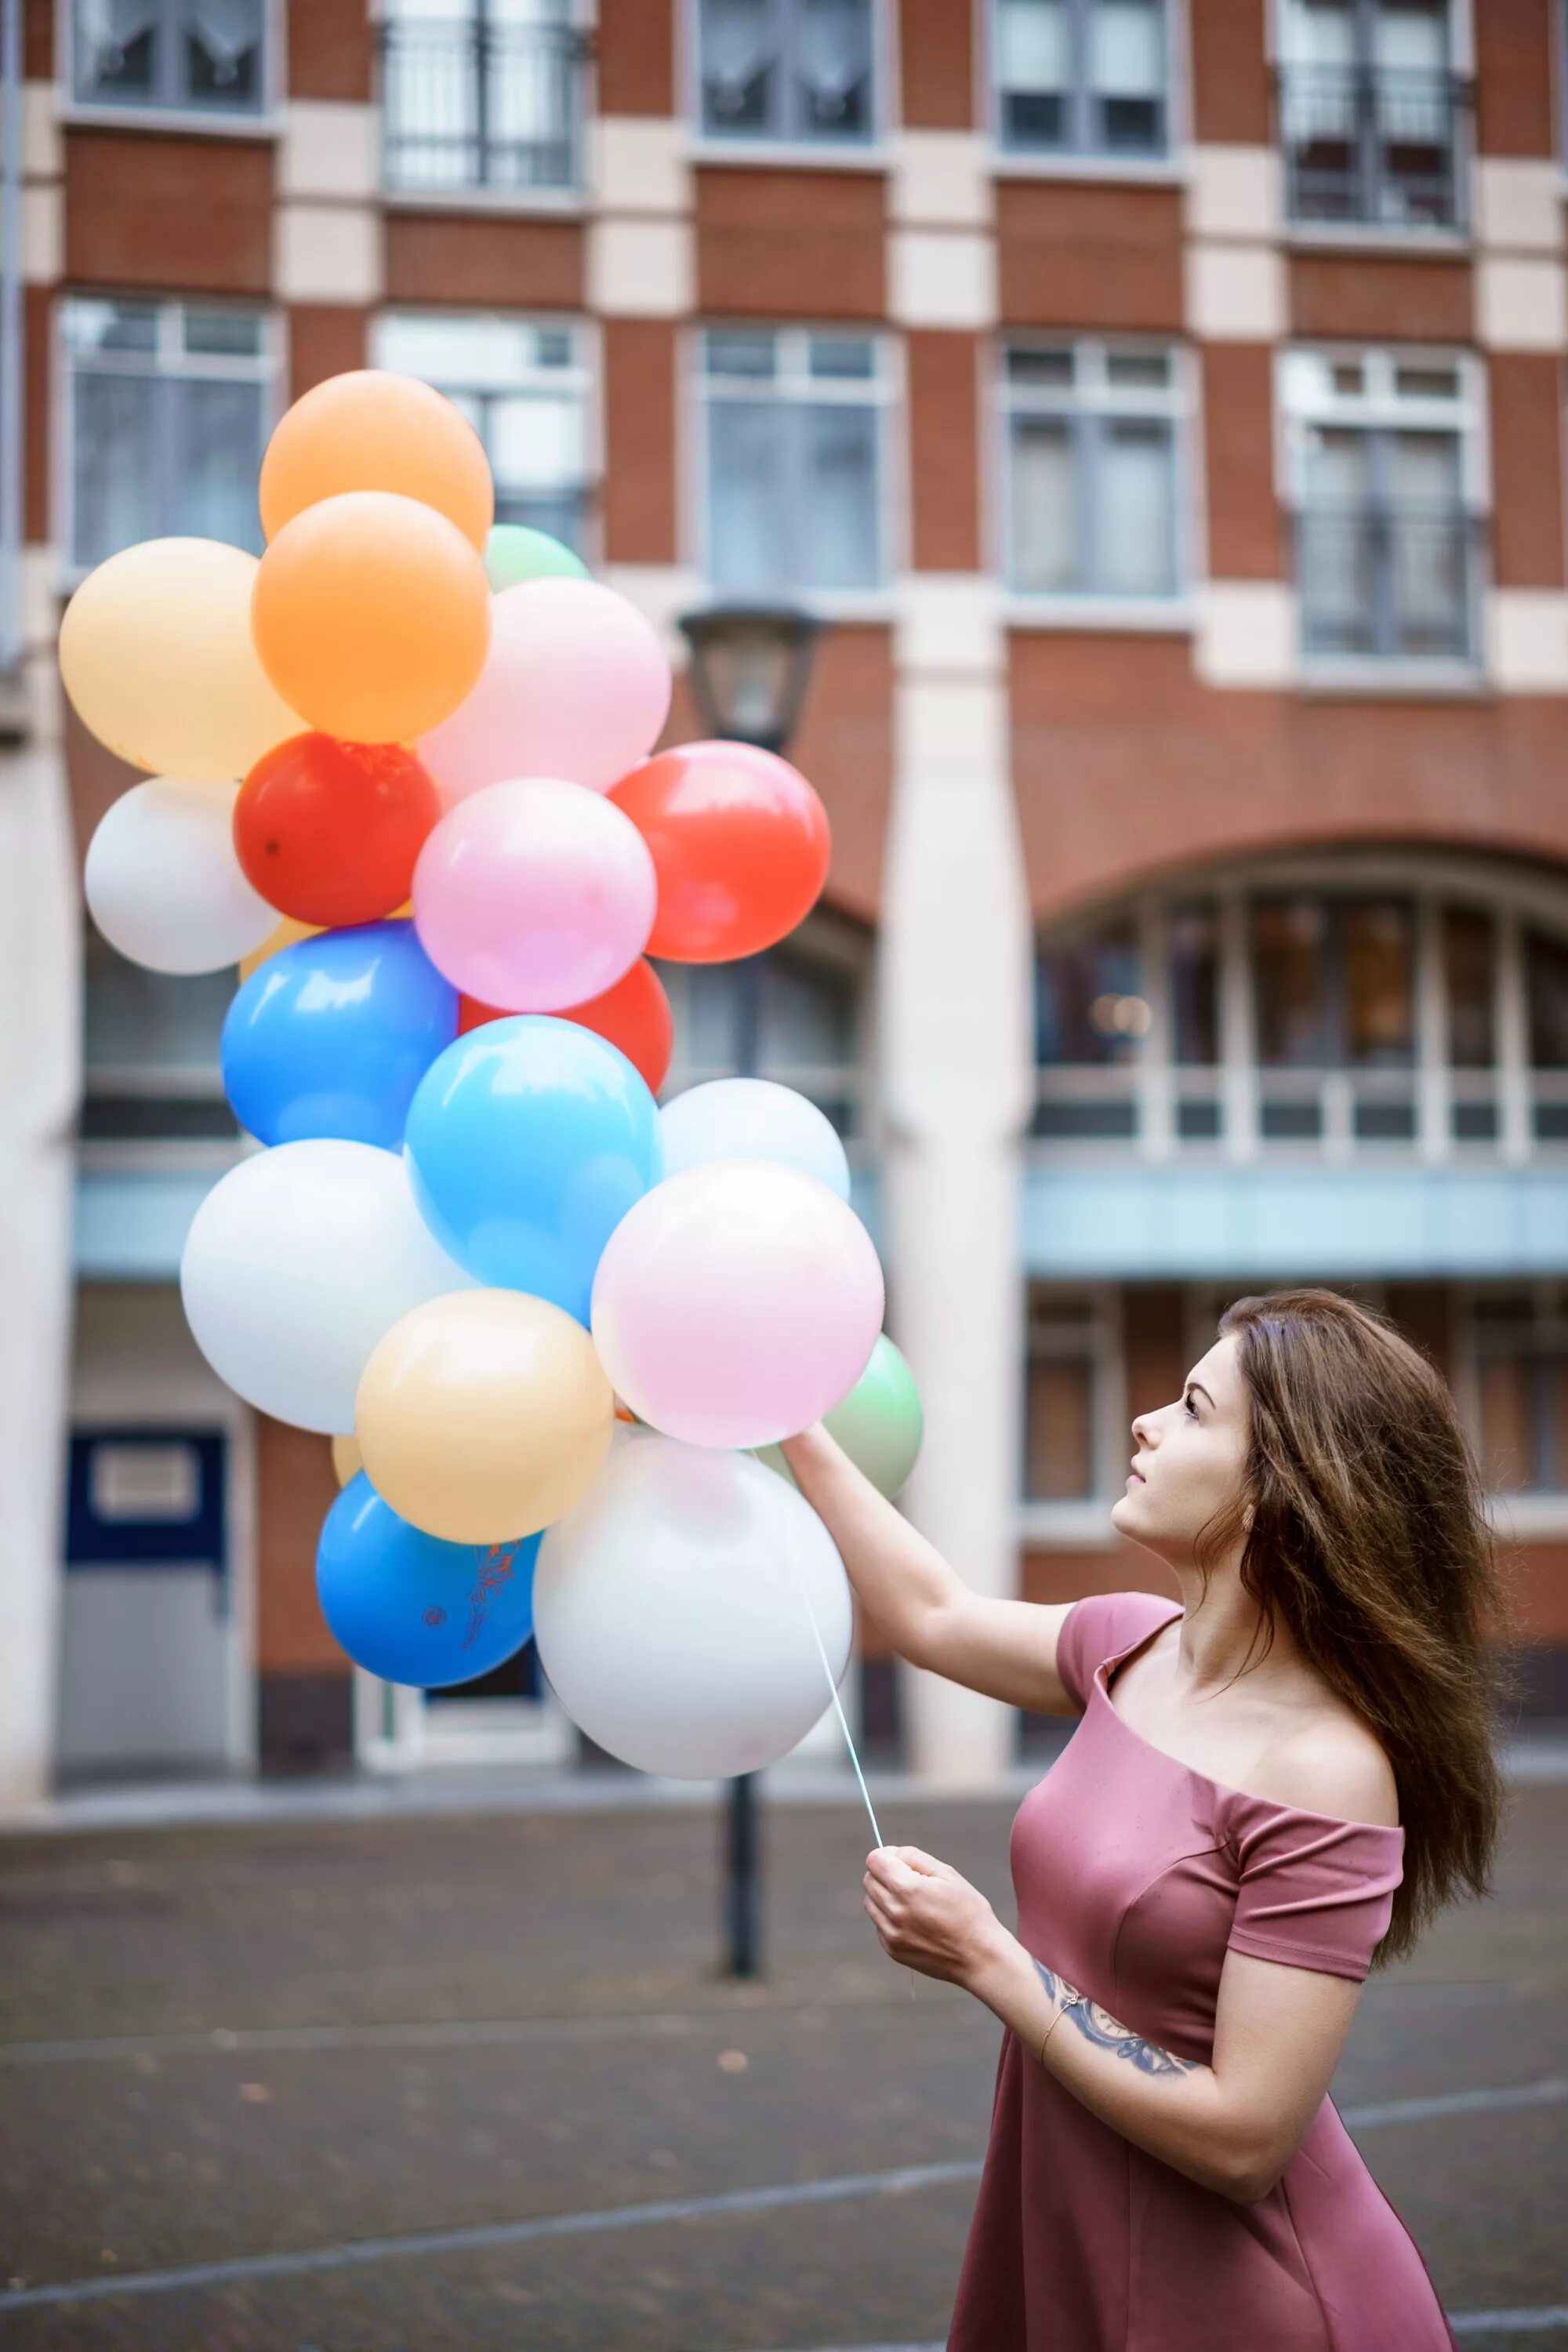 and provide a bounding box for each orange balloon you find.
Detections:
[260,372,494,551]
[251,492,492,744]
[238,914,320,982]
